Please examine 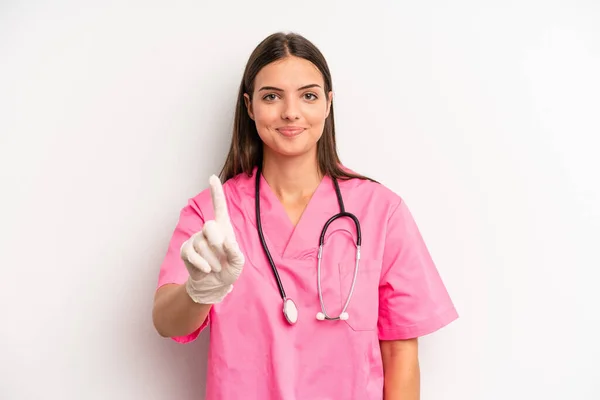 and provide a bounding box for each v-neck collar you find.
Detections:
[242,167,340,260]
